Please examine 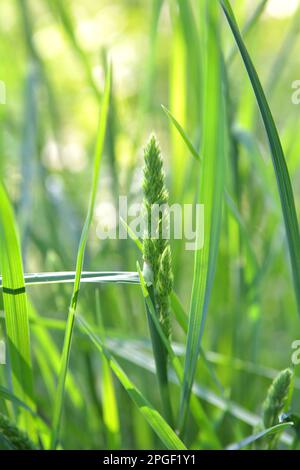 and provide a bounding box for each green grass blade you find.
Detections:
[77,316,186,450]
[0,183,36,436]
[178,0,226,435]
[50,65,111,449]
[226,422,293,450]
[221,0,300,316]
[0,386,35,415]
[28,302,82,409]
[95,291,120,449]
[0,271,139,287]
[162,103,258,271]
[161,105,200,161]
[137,264,221,448]
[227,0,269,64]
[139,0,163,115]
